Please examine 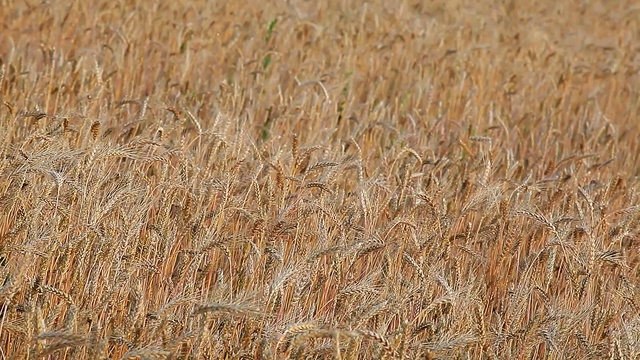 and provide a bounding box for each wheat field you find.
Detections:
[1,0,640,359]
